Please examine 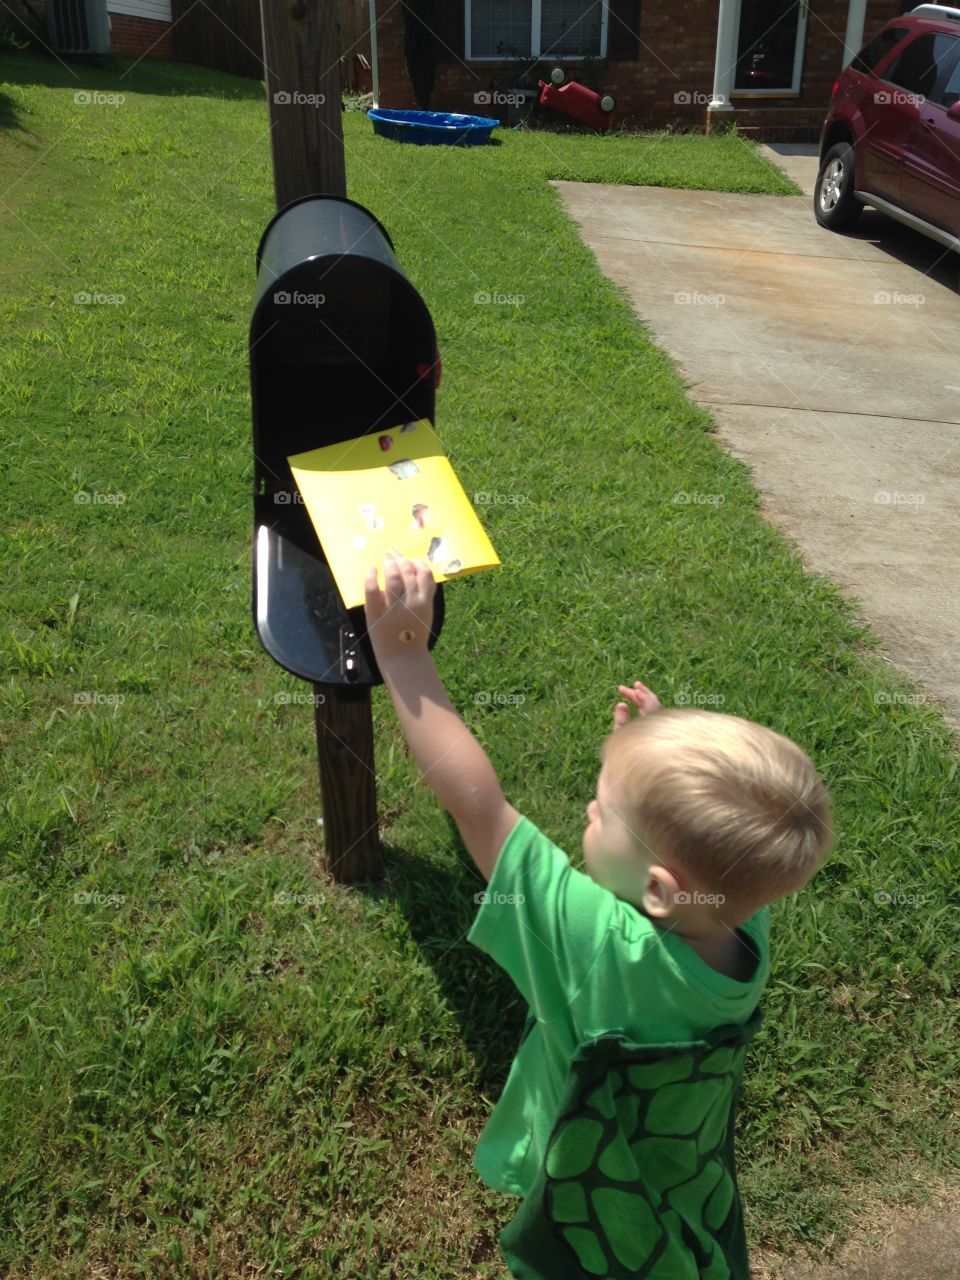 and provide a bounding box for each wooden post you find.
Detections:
[259,0,346,207]
[259,0,383,883]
